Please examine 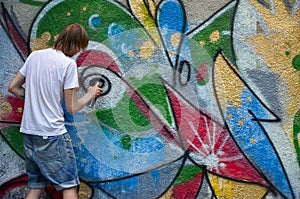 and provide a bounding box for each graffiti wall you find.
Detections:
[1,0,300,198]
